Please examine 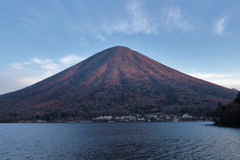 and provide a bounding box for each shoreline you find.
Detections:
[205,123,240,128]
[0,120,214,124]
